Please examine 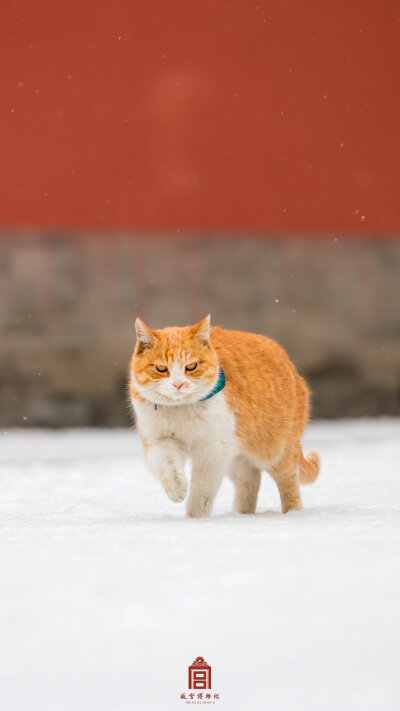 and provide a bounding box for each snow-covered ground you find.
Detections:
[0,420,399,711]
